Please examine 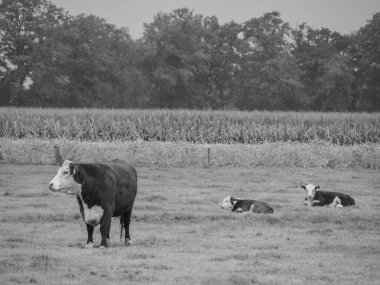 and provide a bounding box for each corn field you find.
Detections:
[1,108,379,145]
